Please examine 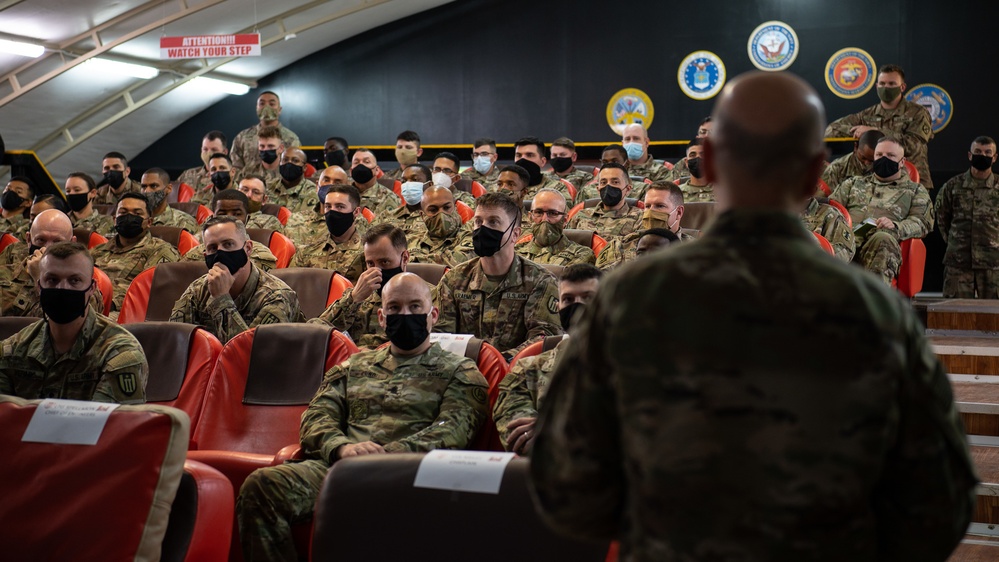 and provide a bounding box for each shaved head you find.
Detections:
[383,272,431,304]
[622,123,649,141]
[29,209,75,249]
